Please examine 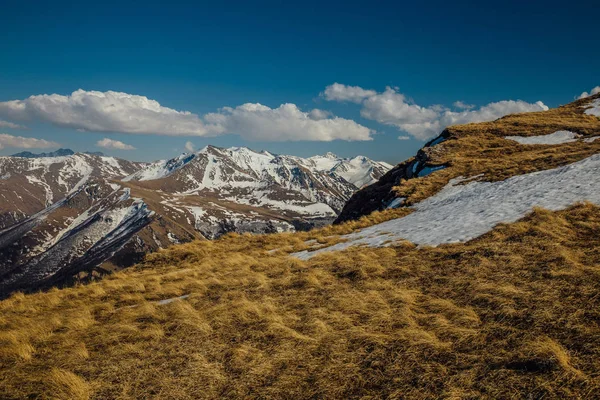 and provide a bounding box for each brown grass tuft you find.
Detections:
[46,368,91,400]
